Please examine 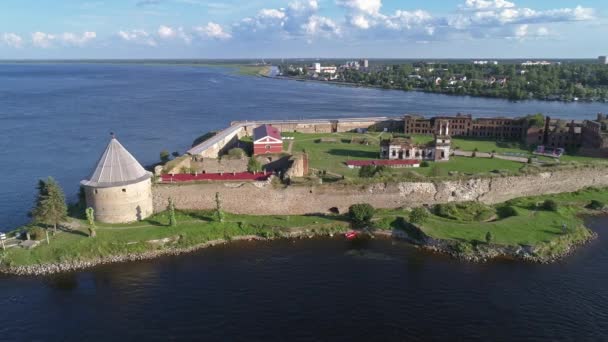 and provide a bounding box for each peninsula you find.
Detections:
[3,113,608,275]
